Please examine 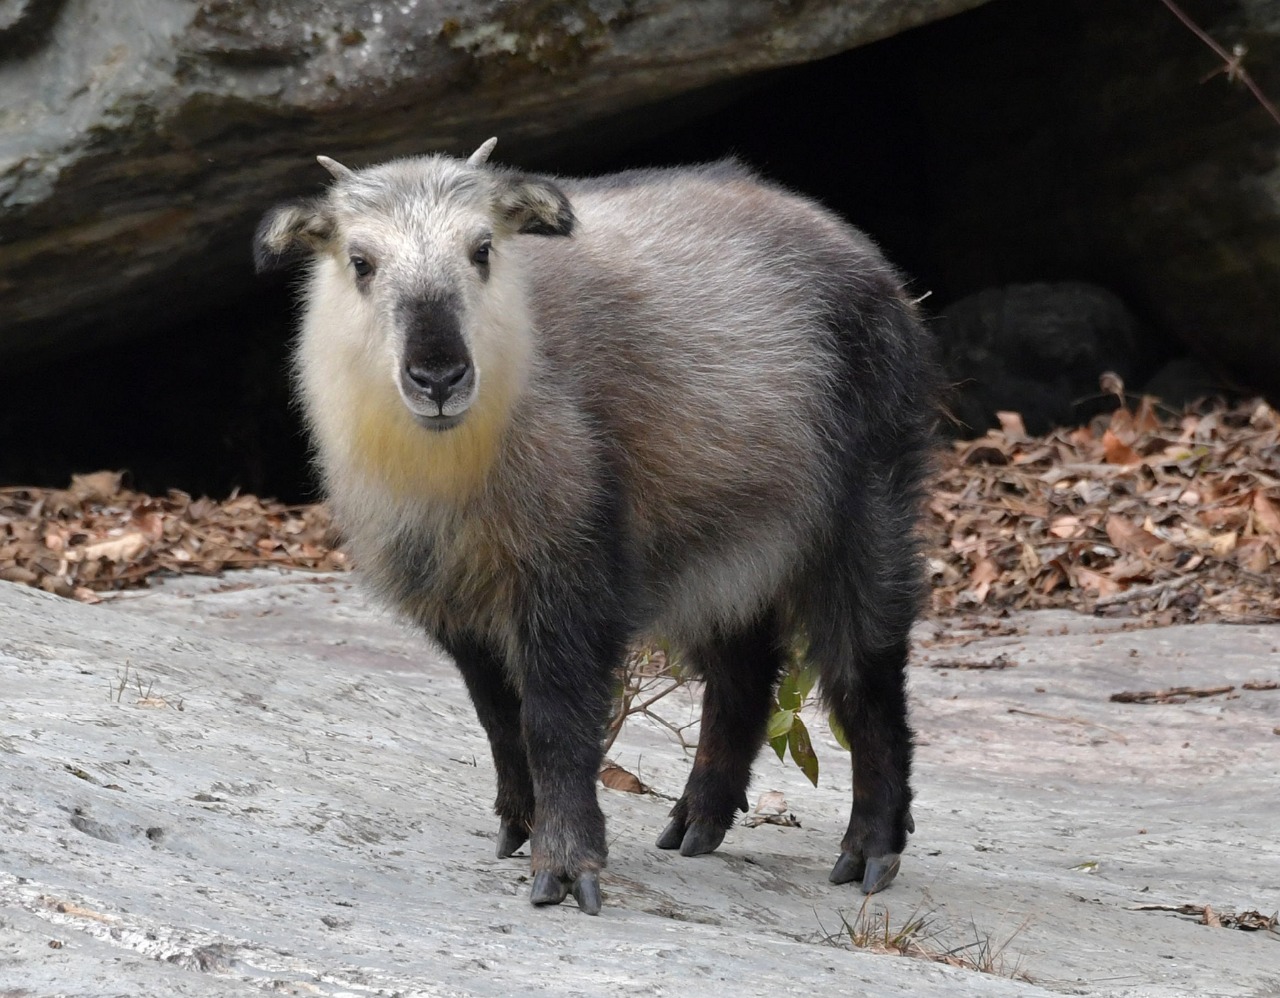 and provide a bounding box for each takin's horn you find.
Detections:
[316,155,354,181]
[467,137,498,167]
